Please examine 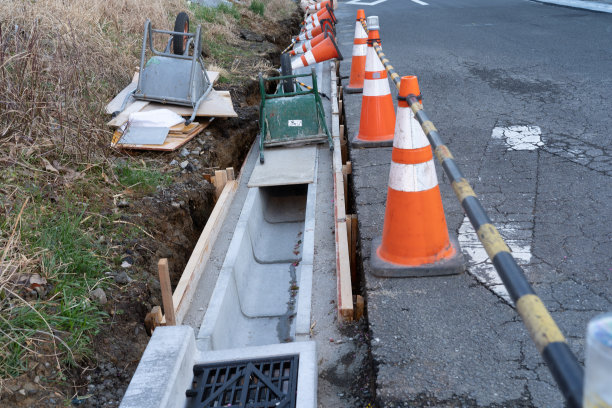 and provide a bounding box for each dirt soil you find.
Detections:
[0,9,302,408]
